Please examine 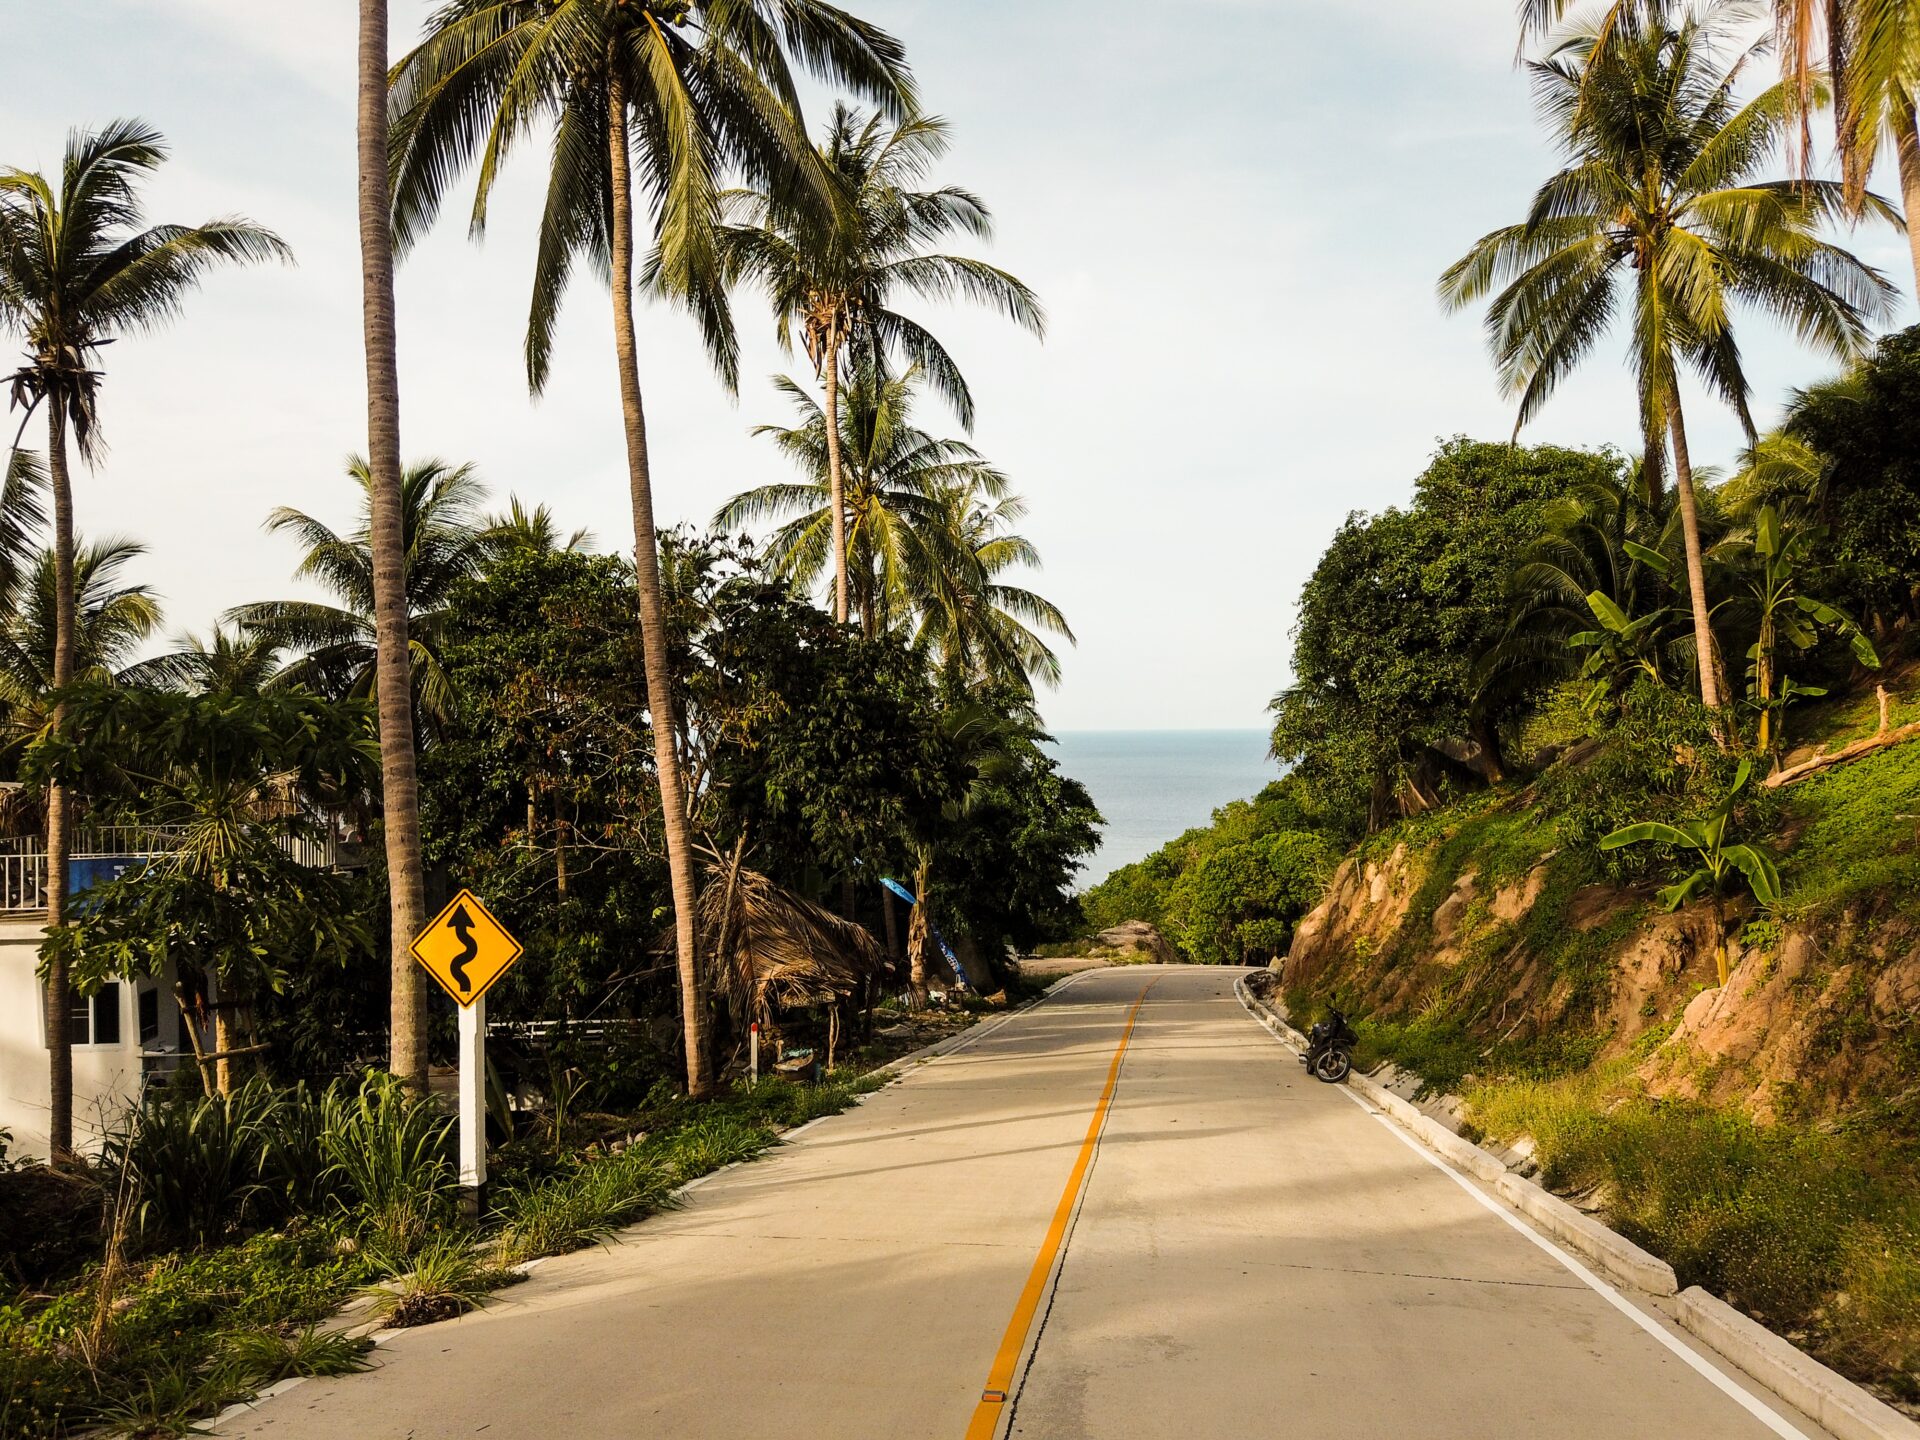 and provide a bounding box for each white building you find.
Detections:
[0,837,189,1161]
